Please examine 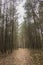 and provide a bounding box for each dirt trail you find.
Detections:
[0,48,33,65]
